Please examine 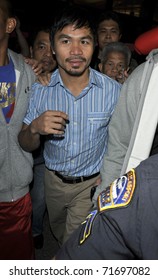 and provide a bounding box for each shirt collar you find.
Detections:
[89,67,103,88]
[49,67,103,89]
